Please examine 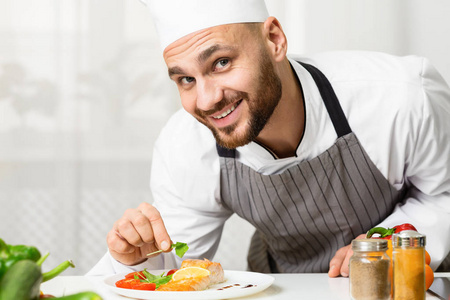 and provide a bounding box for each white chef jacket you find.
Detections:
[88,51,450,275]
